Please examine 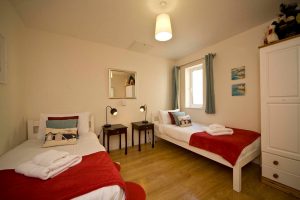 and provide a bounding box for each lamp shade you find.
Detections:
[111,108,118,115]
[140,105,146,112]
[155,13,172,41]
